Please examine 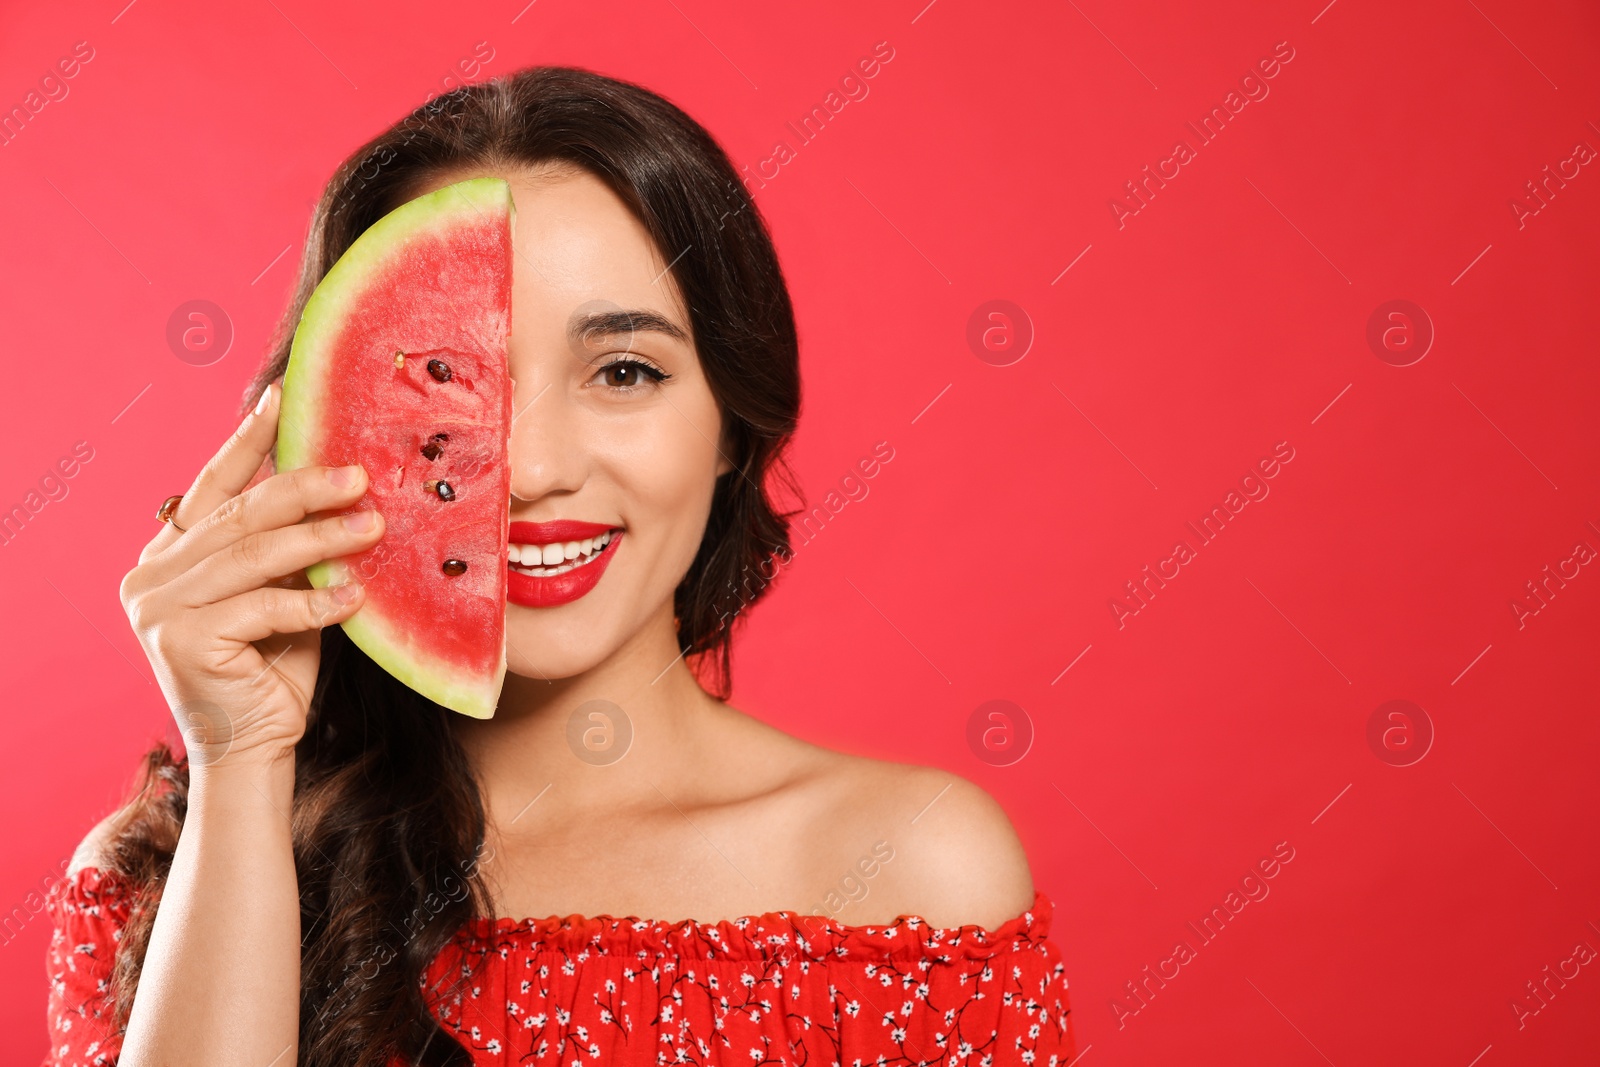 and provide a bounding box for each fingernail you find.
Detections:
[343,510,376,532]
[332,582,362,604]
[254,383,275,417]
[328,464,361,488]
